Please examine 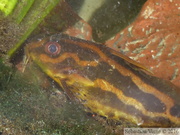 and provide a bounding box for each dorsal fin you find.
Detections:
[110,50,153,75]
